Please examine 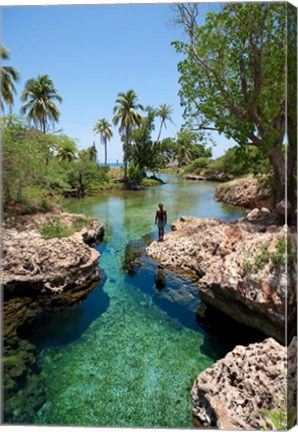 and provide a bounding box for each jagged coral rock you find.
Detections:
[215,176,272,209]
[191,338,293,430]
[146,217,296,342]
[1,211,104,296]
